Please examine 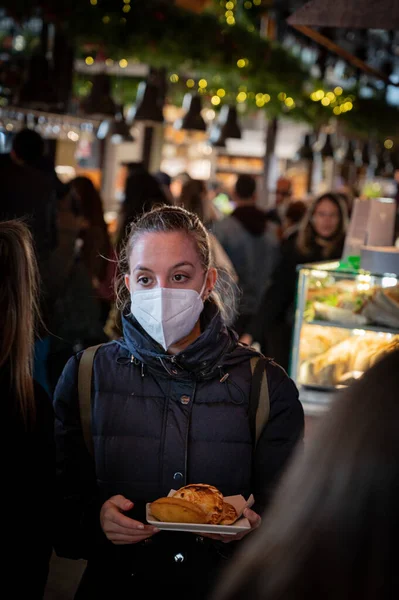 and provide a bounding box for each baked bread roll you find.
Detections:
[150,497,208,524]
[219,502,238,525]
[173,484,224,524]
